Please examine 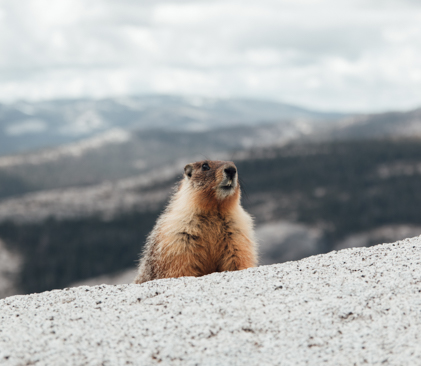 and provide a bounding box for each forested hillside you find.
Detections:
[237,139,421,243]
[1,138,421,295]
